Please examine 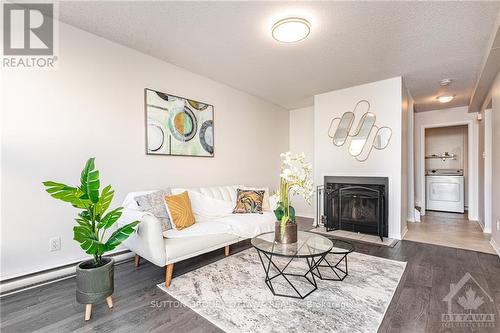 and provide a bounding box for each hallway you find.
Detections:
[405,211,495,254]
